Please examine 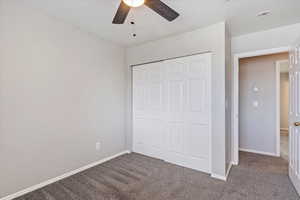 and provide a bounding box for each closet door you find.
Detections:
[132,53,211,173]
[165,54,211,173]
[132,62,165,160]
[164,58,187,165]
